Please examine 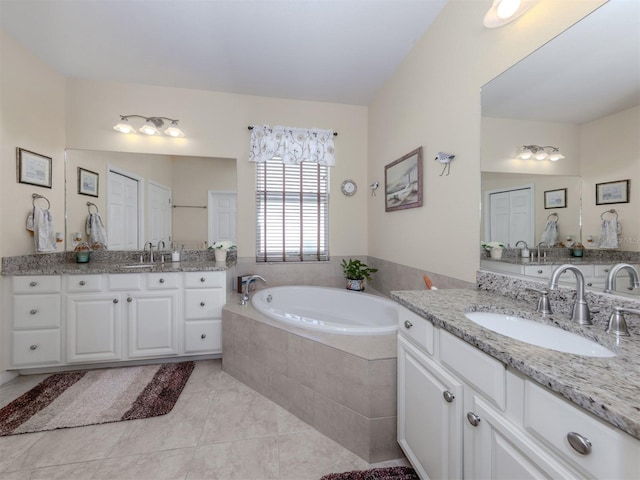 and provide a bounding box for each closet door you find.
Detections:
[488,187,533,246]
[108,170,140,250]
